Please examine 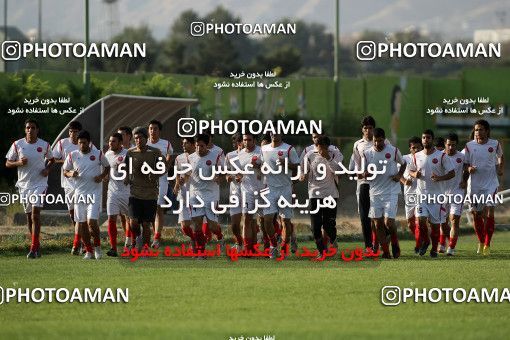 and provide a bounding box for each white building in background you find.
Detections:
[474,29,510,44]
